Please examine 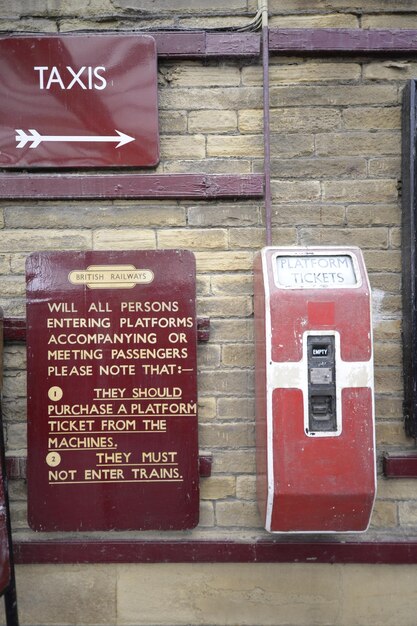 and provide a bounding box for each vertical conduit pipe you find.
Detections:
[260,1,272,245]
